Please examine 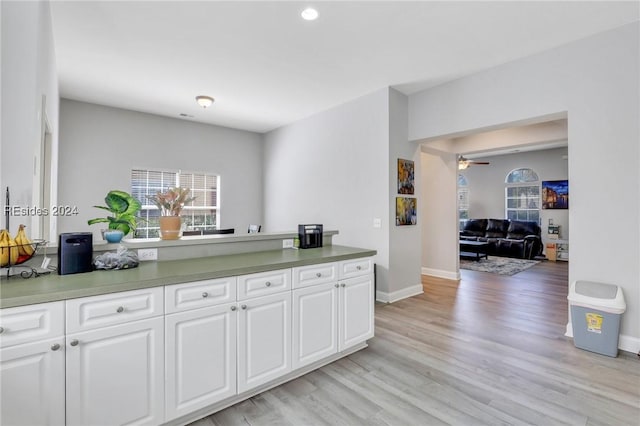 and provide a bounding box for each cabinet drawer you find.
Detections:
[292,262,337,289]
[339,257,374,279]
[165,277,237,314]
[66,287,163,333]
[0,301,64,348]
[237,269,291,301]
